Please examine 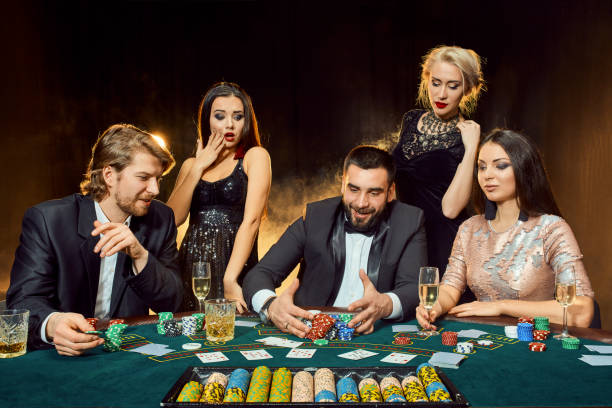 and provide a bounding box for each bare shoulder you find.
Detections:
[179,157,196,172]
[244,146,271,174]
